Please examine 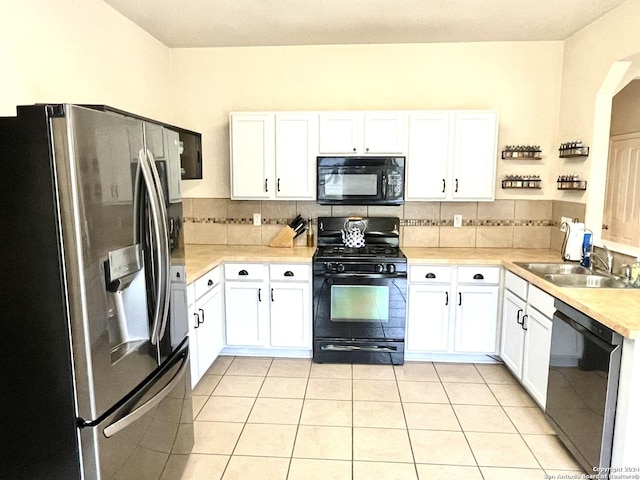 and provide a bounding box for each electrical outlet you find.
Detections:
[560,216,572,232]
[453,214,463,228]
[253,213,261,226]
